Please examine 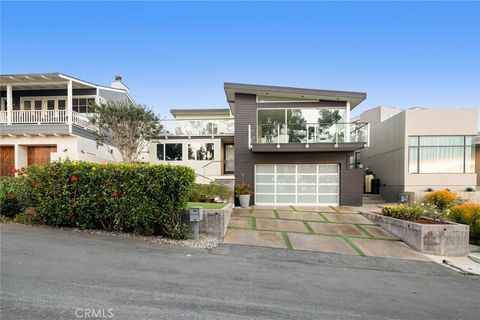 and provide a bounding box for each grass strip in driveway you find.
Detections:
[317,212,330,222]
[303,221,315,234]
[341,236,366,256]
[251,217,257,230]
[330,206,341,213]
[273,209,280,219]
[290,205,298,211]
[355,225,375,238]
[282,232,293,250]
